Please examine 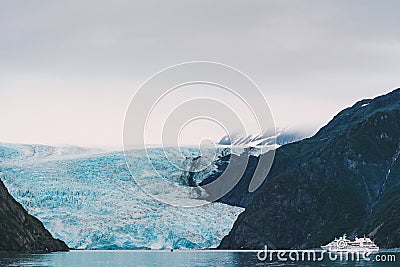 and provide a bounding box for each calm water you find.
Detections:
[0,250,398,267]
